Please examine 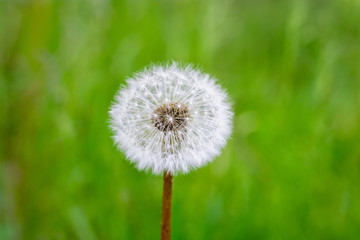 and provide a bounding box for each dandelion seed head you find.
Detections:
[109,62,233,175]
